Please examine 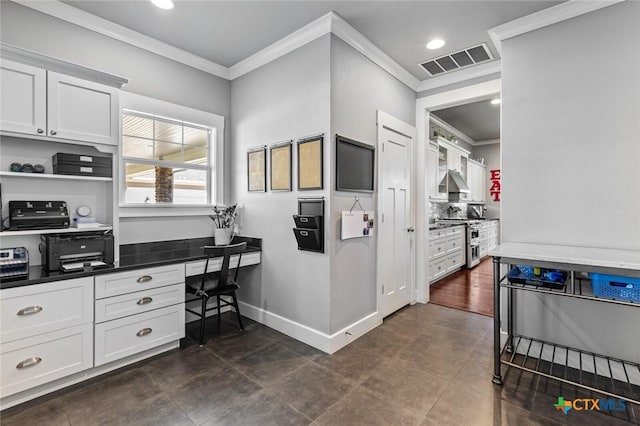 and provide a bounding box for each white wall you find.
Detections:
[0,2,232,244]
[329,35,416,332]
[231,35,332,333]
[501,1,640,362]
[471,143,500,219]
